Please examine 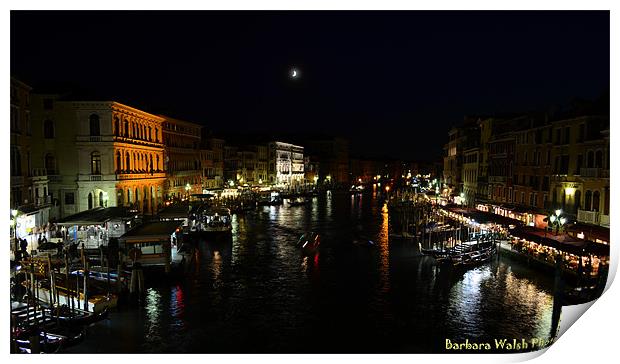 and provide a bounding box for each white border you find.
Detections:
[3,1,617,363]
